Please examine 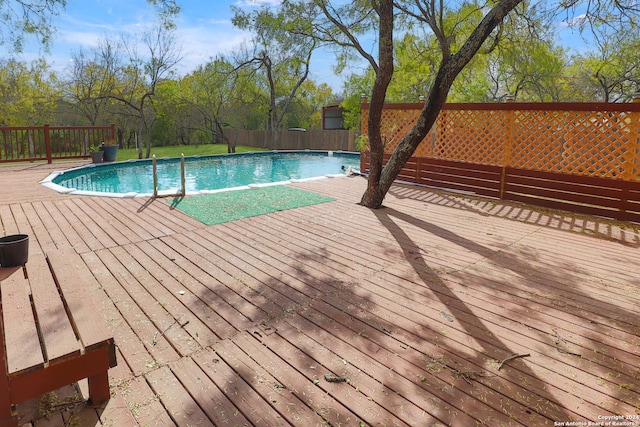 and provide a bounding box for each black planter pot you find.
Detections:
[102,145,119,162]
[0,234,29,267]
